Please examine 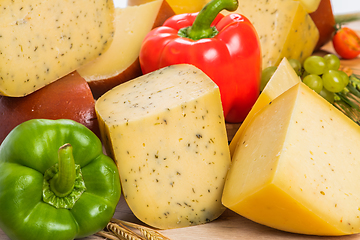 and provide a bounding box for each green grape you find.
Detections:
[319,87,335,104]
[288,58,302,76]
[302,70,310,79]
[303,56,327,75]
[260,66,277,91]
[323,54,340,70]
[302,74,323,93]
[322,70,346,93]
[338,70,349,86]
